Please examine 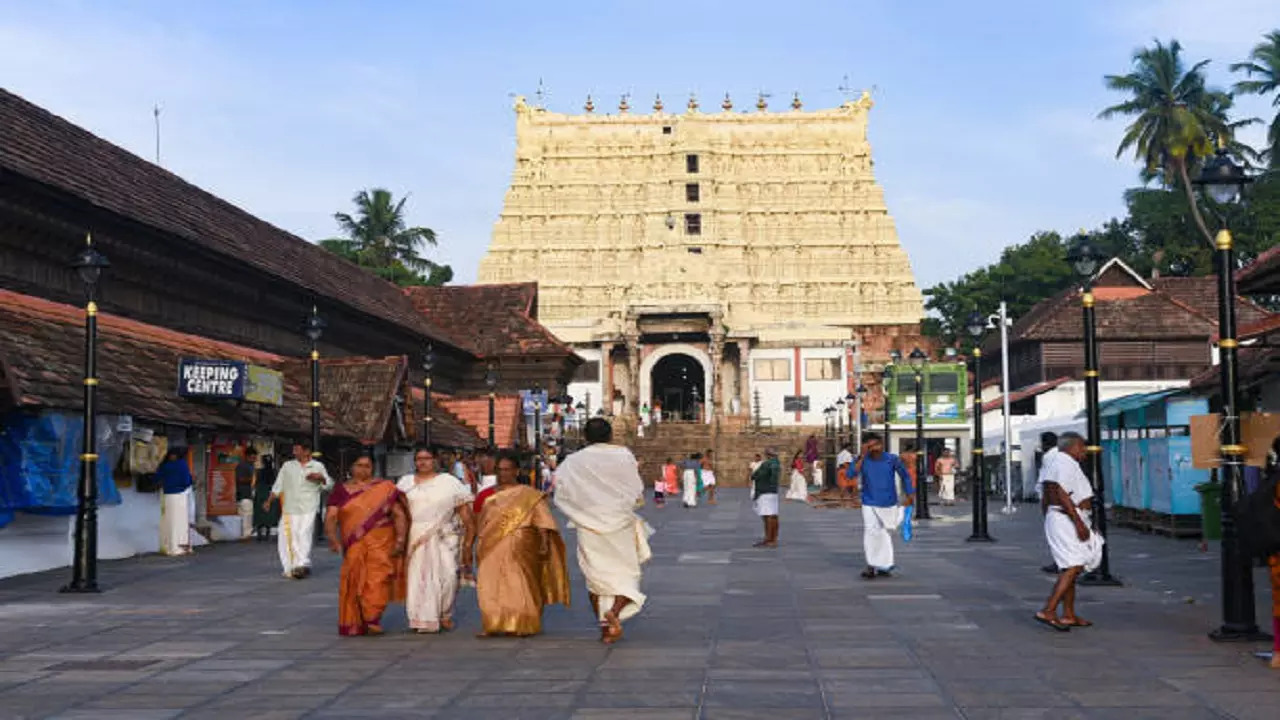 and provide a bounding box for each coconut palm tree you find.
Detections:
[1099,39,1232,245]
[1231,30,1280,168]
[330,188,437,272]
